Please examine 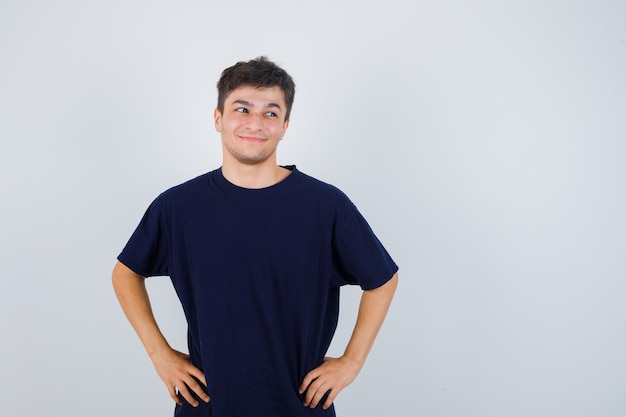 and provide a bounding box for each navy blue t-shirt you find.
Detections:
[118,166,398,417]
